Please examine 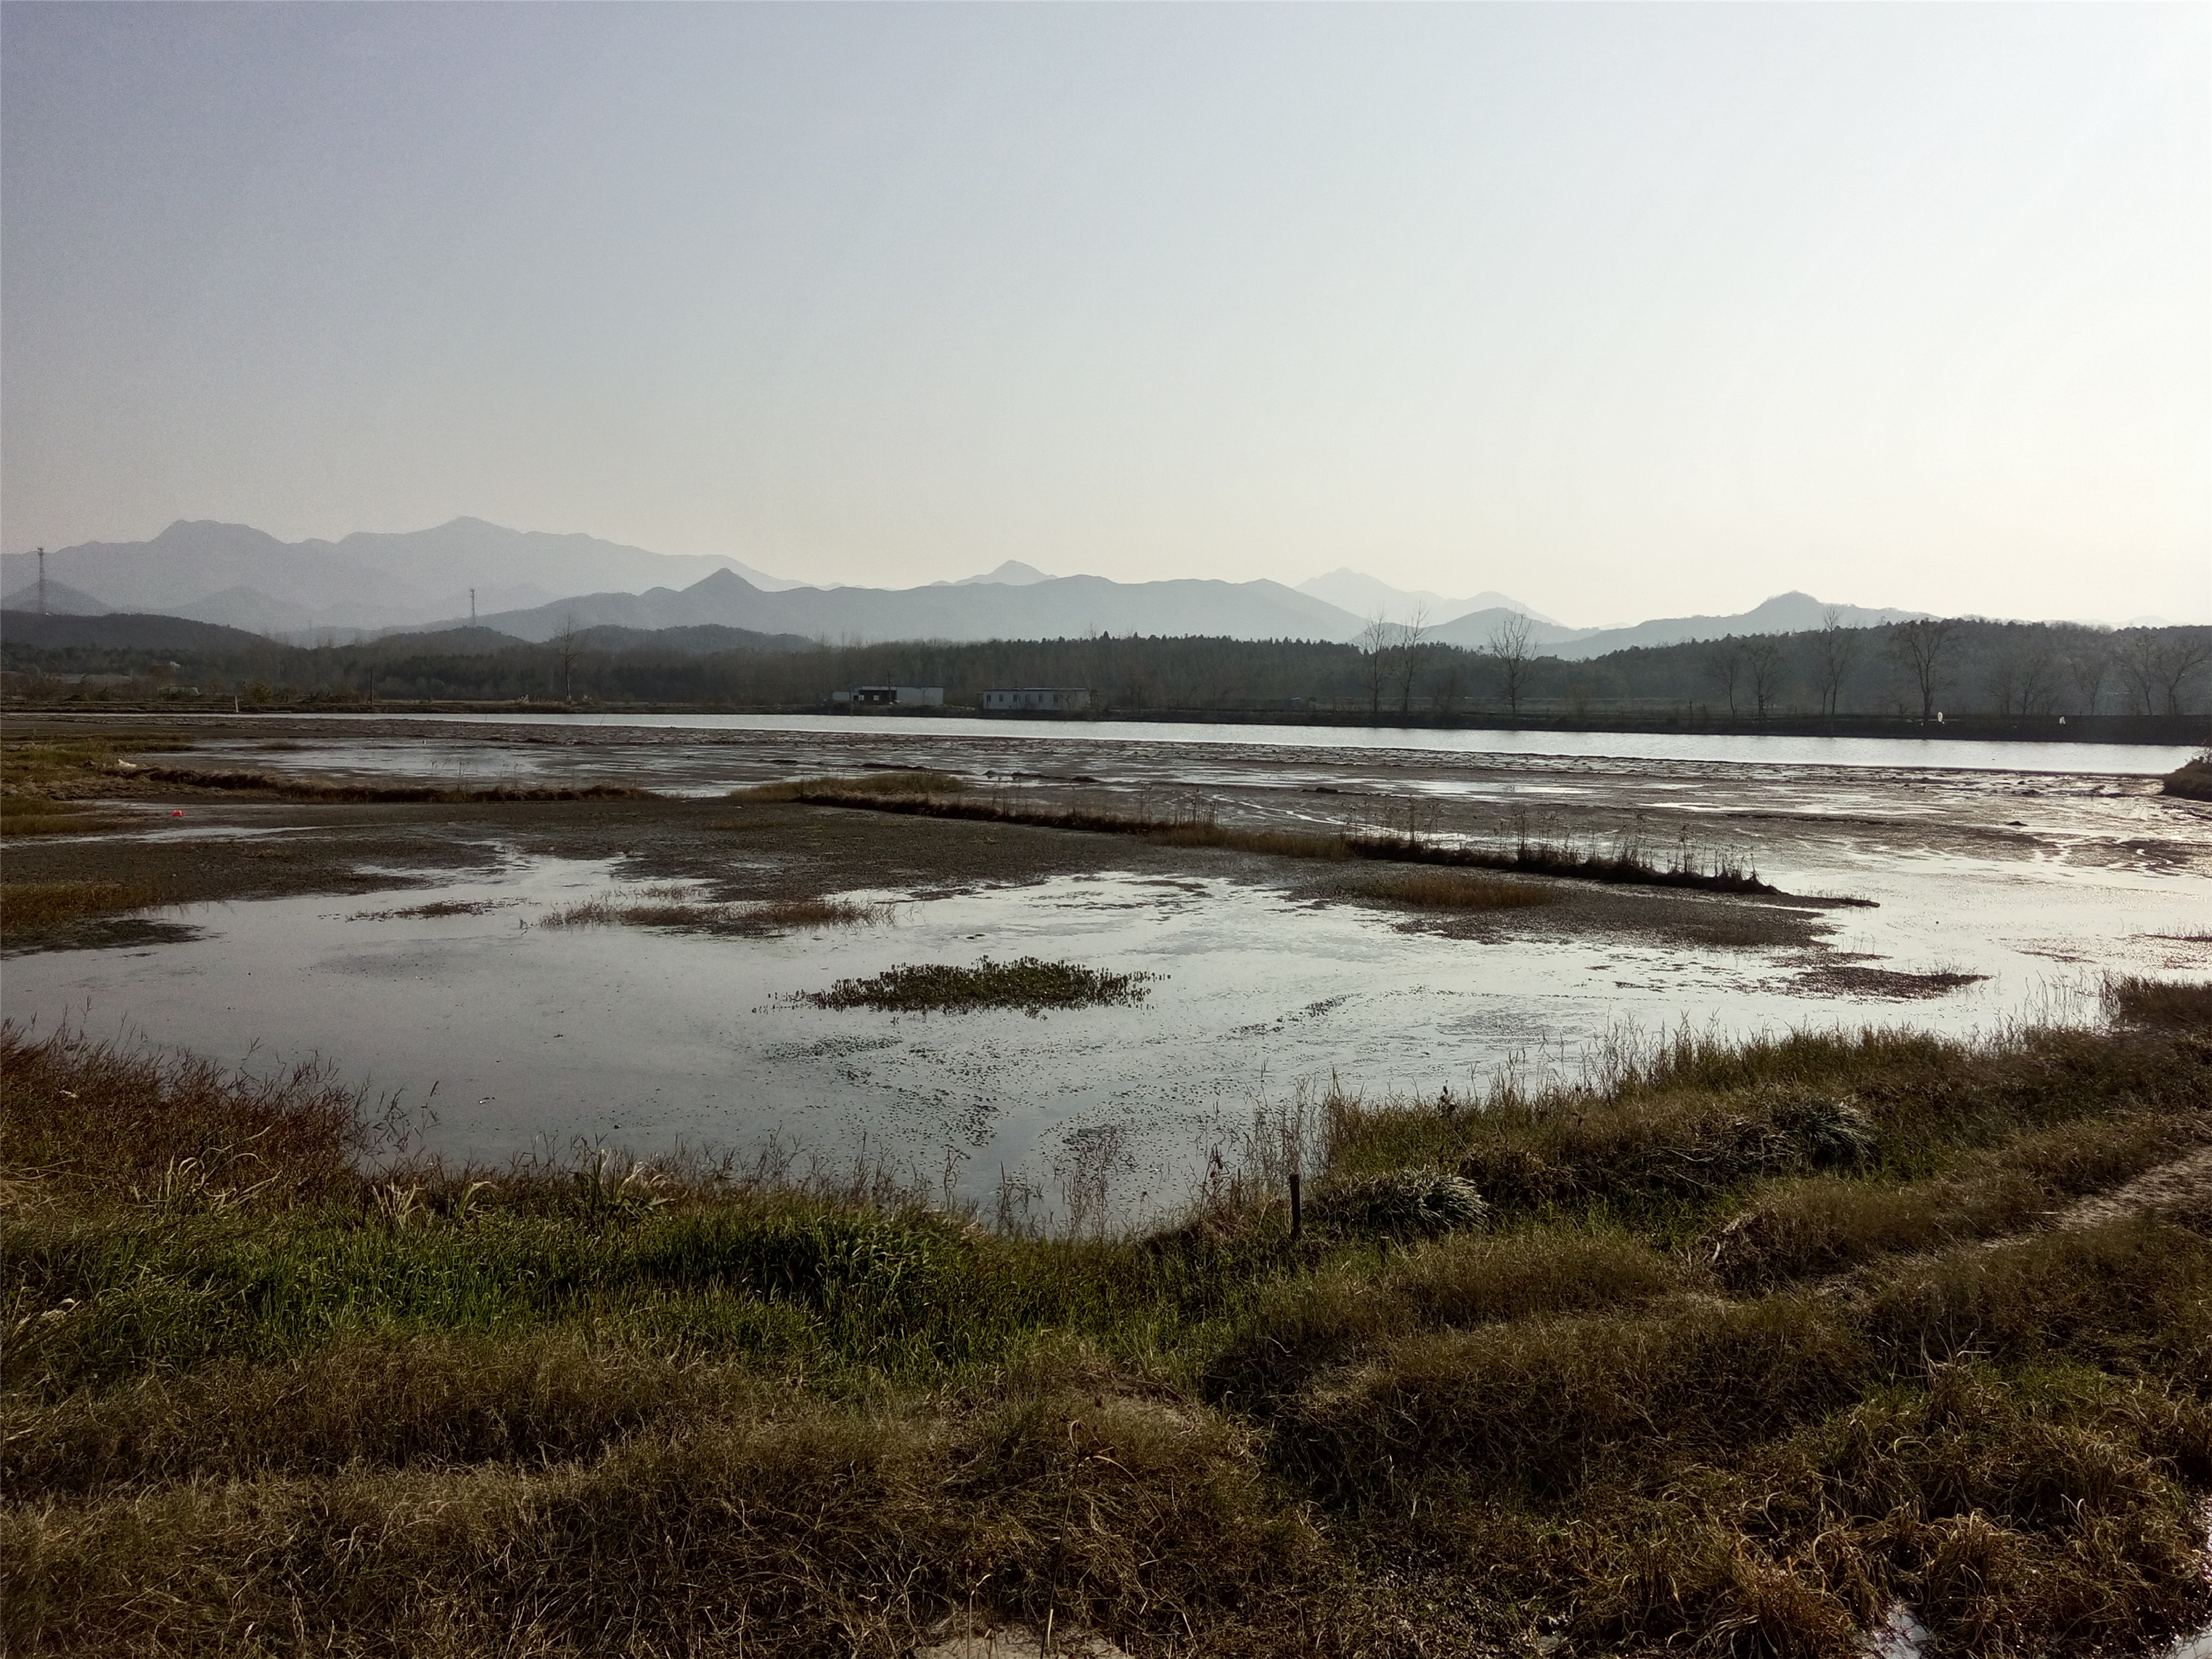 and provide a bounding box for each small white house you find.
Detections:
[979,687,1094,714]
[831,685,944,710]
